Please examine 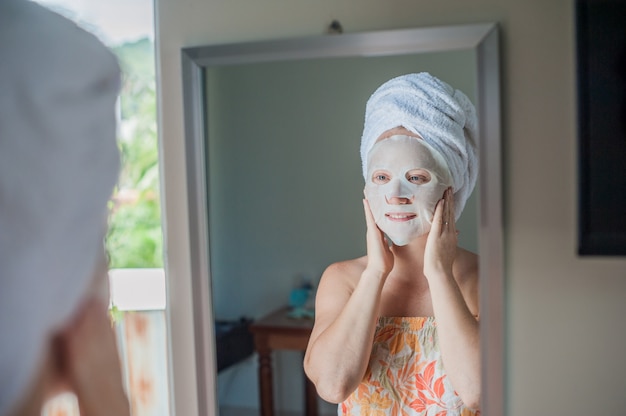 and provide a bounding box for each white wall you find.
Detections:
[156,0,626,415]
